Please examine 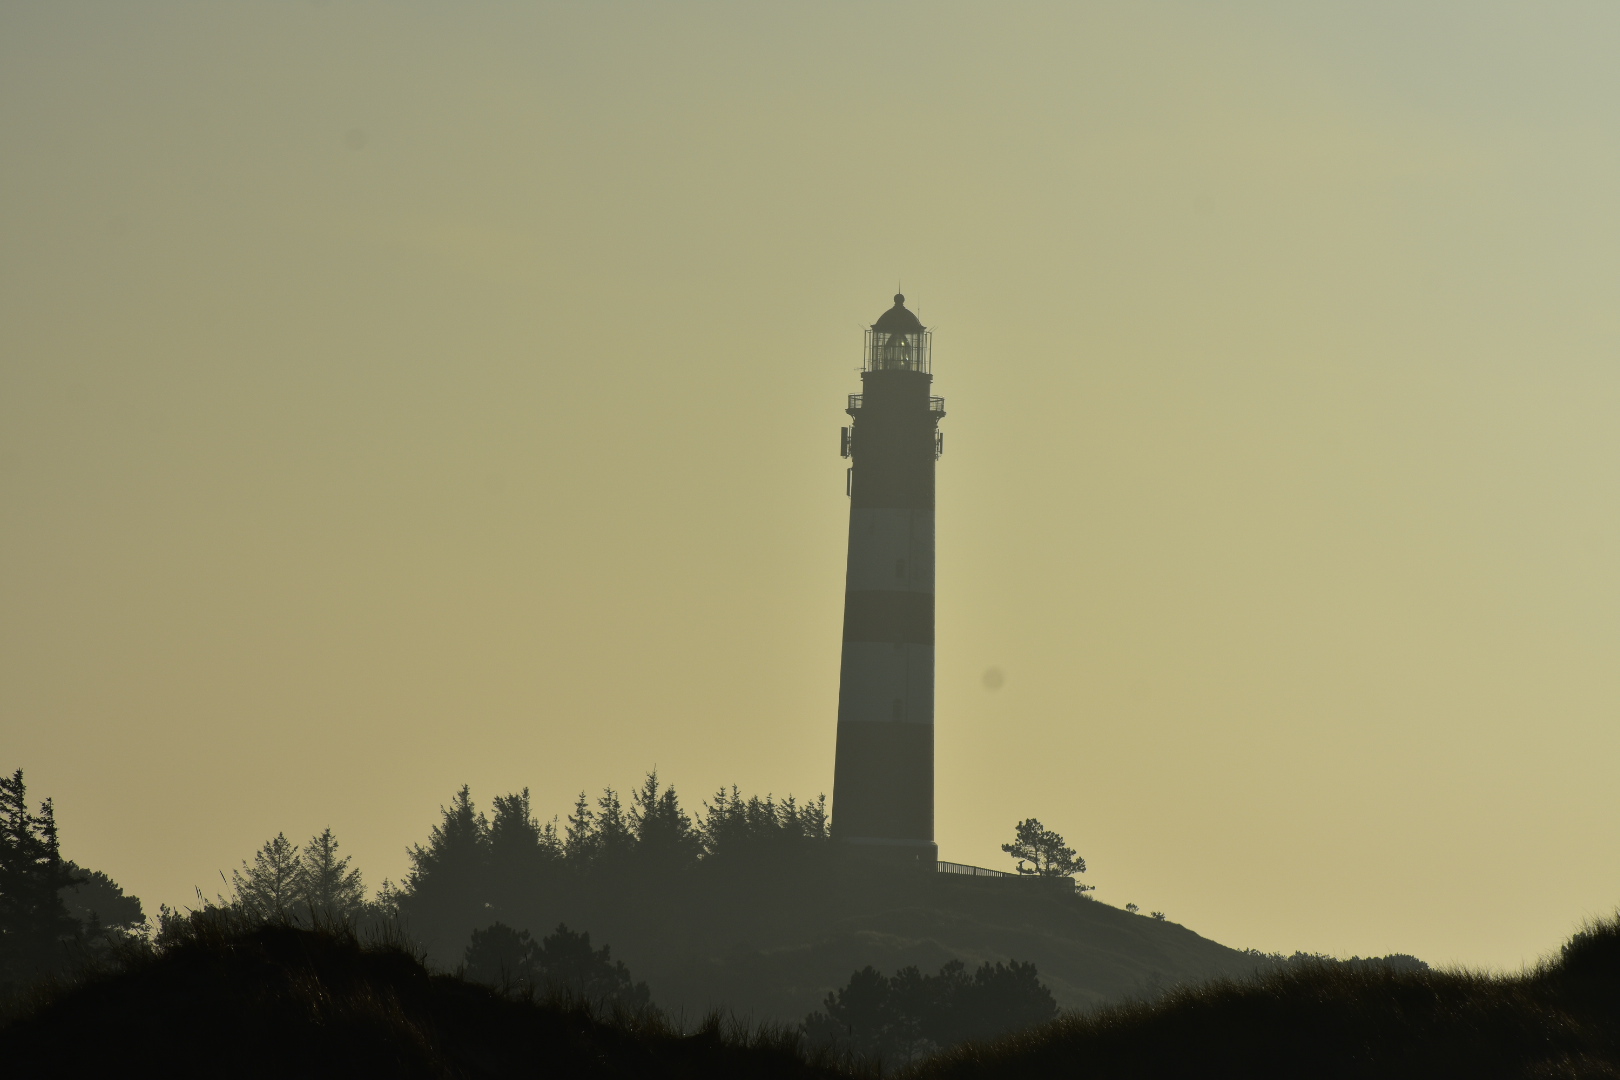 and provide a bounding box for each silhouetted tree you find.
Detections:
[396,775,831,966]
[229,833,303,919]
[464,921,539,989]
[400,786,491,956]
[463,921,651,1009]
[806,965,898,1060]
[0,770,81,990]
[592,788,635,866]
[1001,818,1091,888]
[59,861,145,935]
[804,956,1057,1063]
[533,923,651,1008]
[488,789,562,913]
[949,959,1058,1042]
[699,787,830,864]
[298,828,366,922]
[629,771,700,869]
[563,792,596,866]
